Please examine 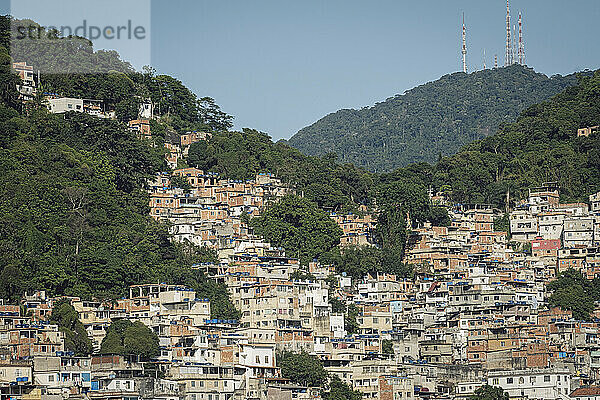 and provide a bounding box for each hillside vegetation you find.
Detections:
[431,70,600,207]
[7,17,133,73]
[0,17,240,319]
[2,12,600,309]
[288,66,581,172]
